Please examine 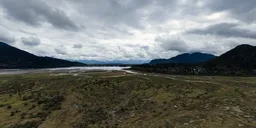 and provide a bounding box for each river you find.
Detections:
[0,66,131,75]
